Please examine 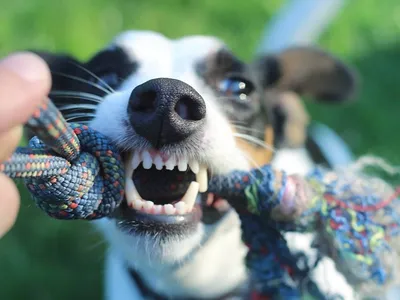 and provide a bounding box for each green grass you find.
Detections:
[1,0,400,299]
